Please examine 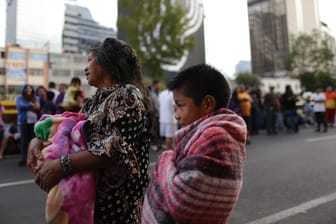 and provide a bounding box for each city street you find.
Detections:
[1,126,336,223]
